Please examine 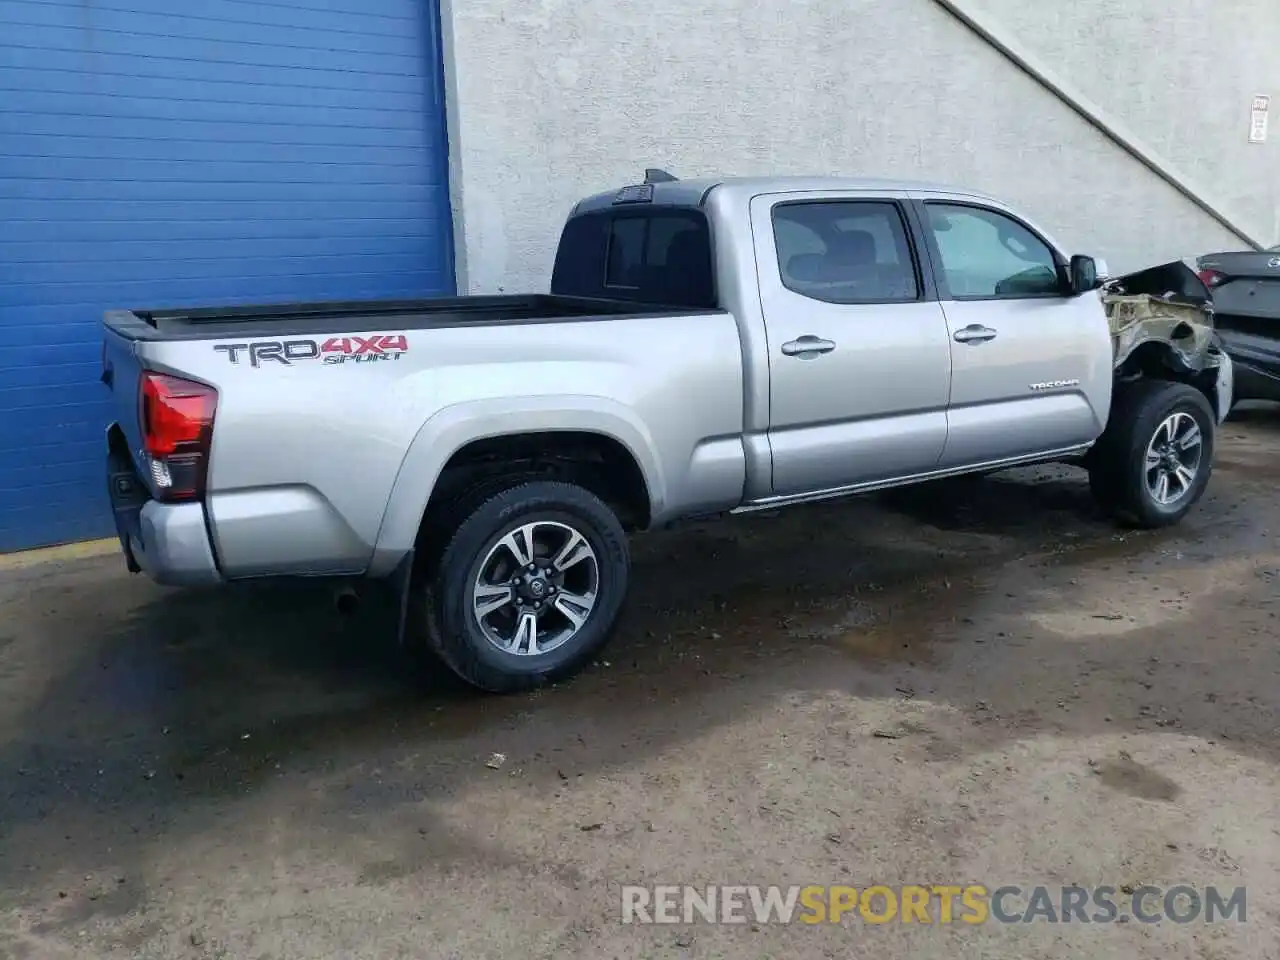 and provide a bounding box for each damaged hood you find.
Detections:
[1102,260,1220,372]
